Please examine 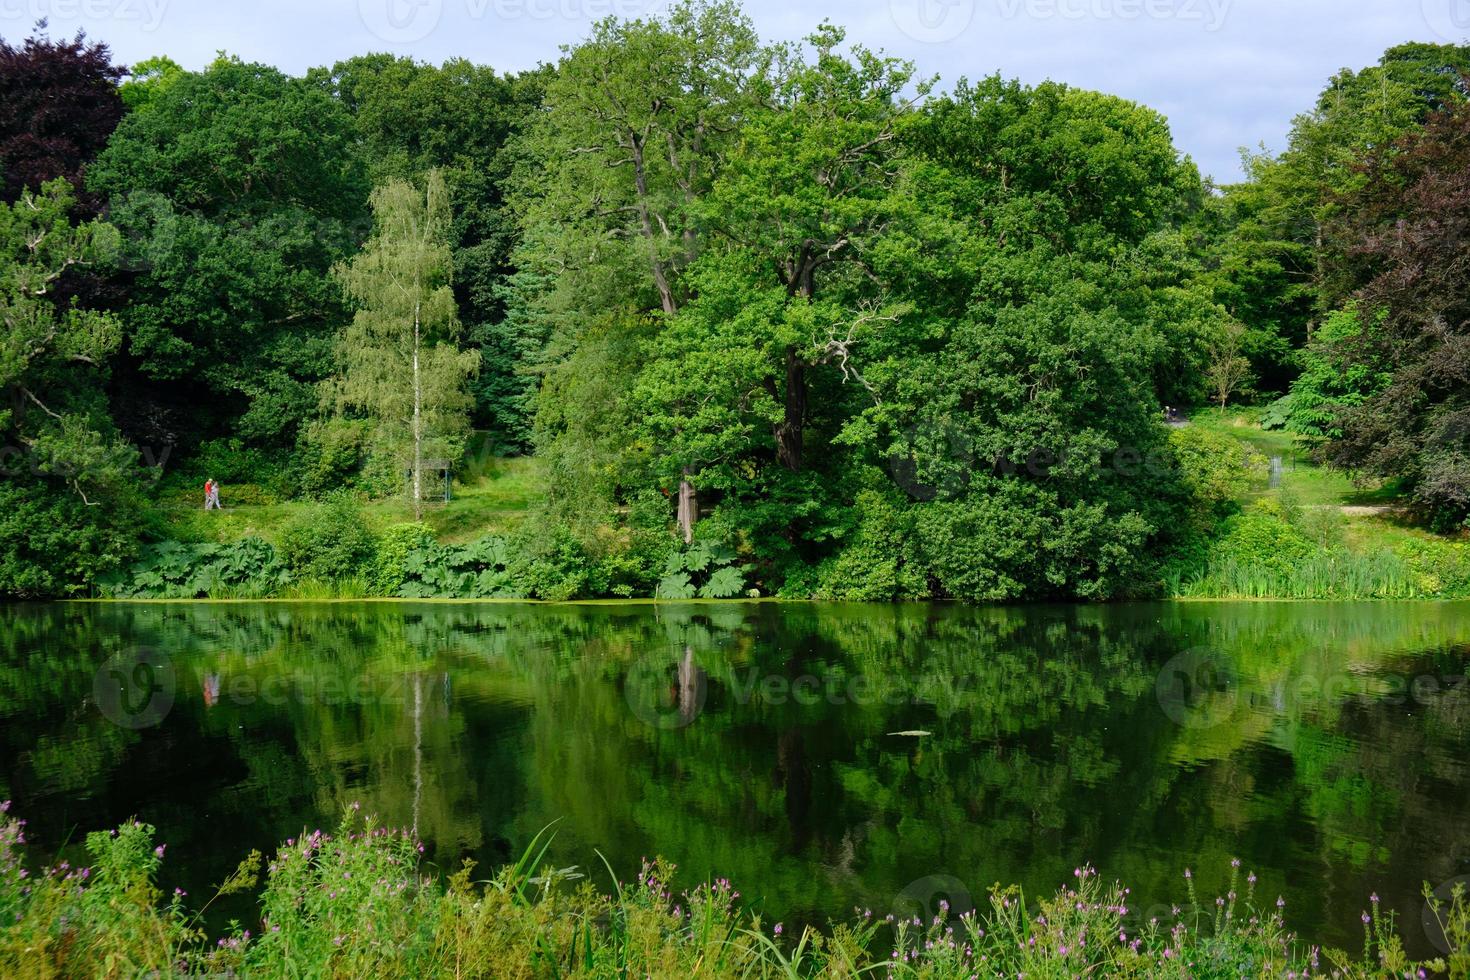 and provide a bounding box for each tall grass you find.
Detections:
[277,575,374,600]
[1175,550,1425,600]
[2,805,1466,978]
